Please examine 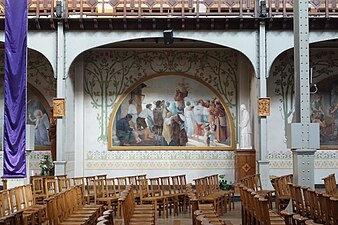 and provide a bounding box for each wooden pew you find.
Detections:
[119,185,155,225]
